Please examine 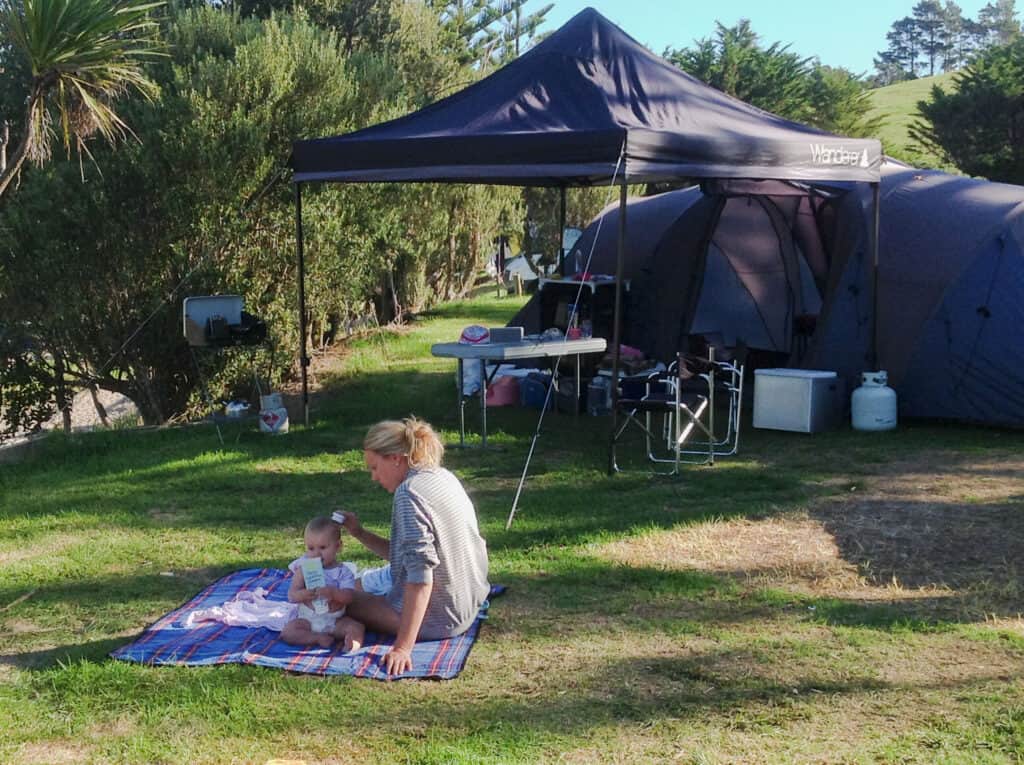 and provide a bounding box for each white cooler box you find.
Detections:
[752,369,842,433]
